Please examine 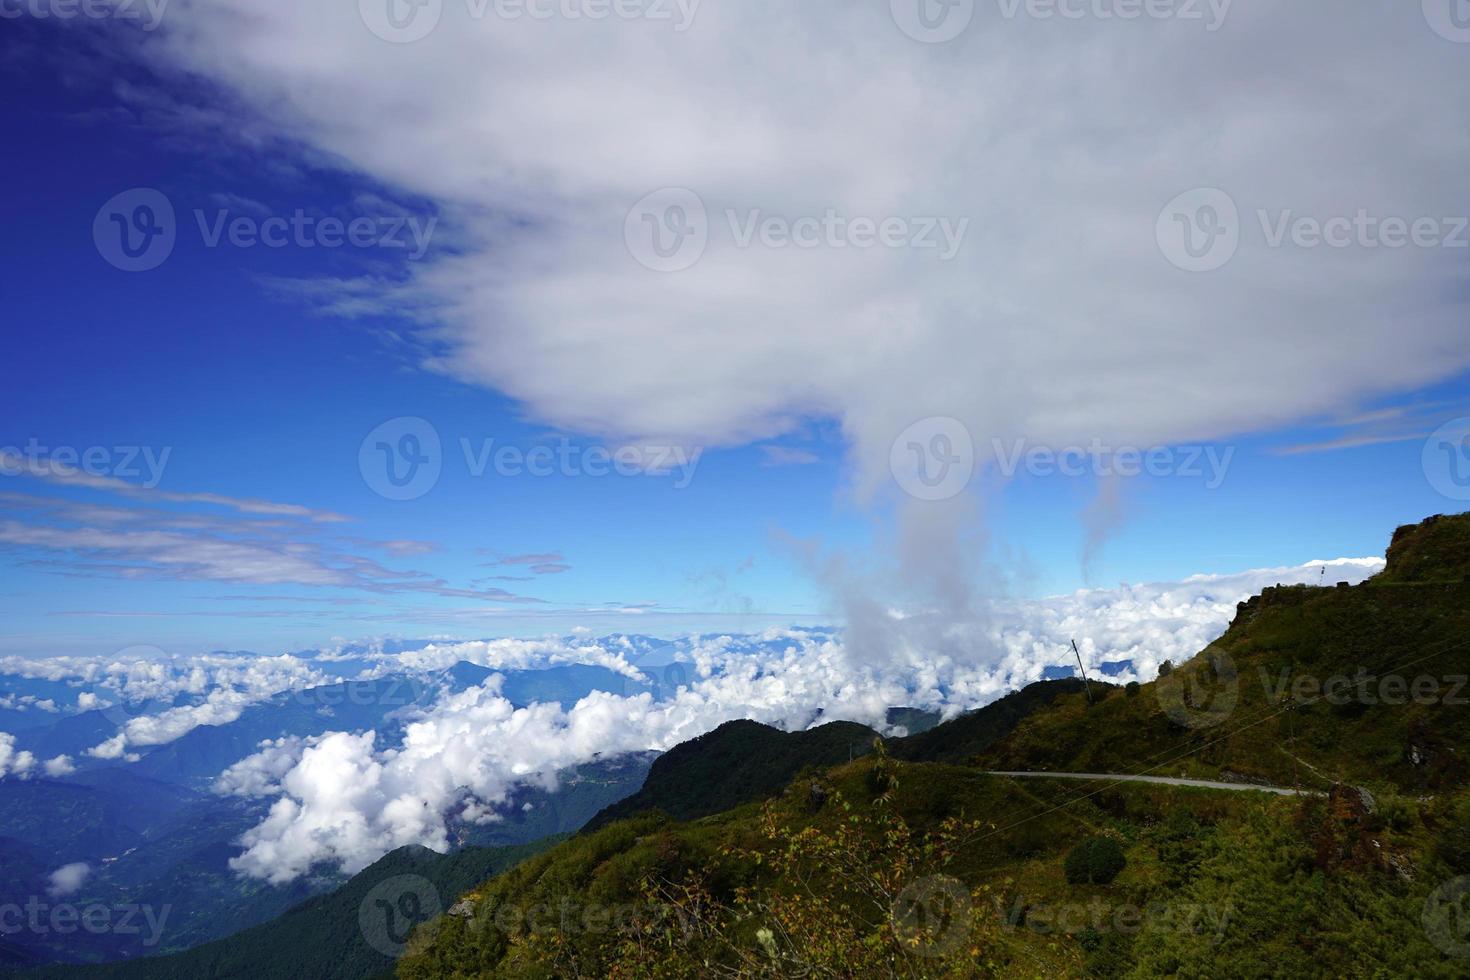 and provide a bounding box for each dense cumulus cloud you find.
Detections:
[0,733,36,779]
[92,2,1466,487]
